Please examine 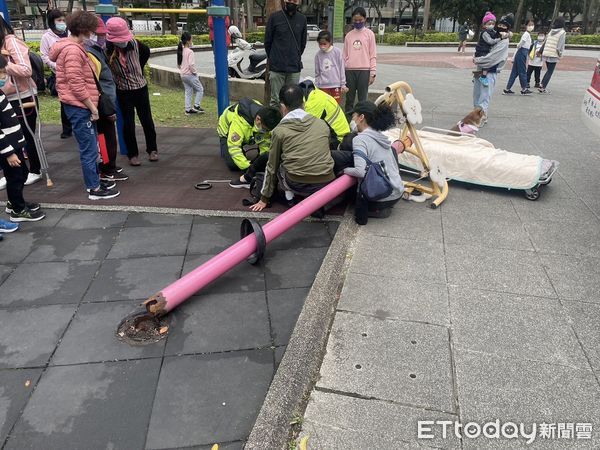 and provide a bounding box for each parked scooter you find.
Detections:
[227,25,267,80]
